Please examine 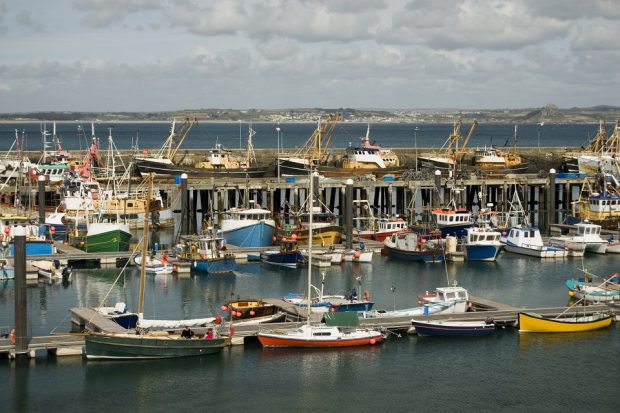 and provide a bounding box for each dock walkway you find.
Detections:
[2,302,615,359]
